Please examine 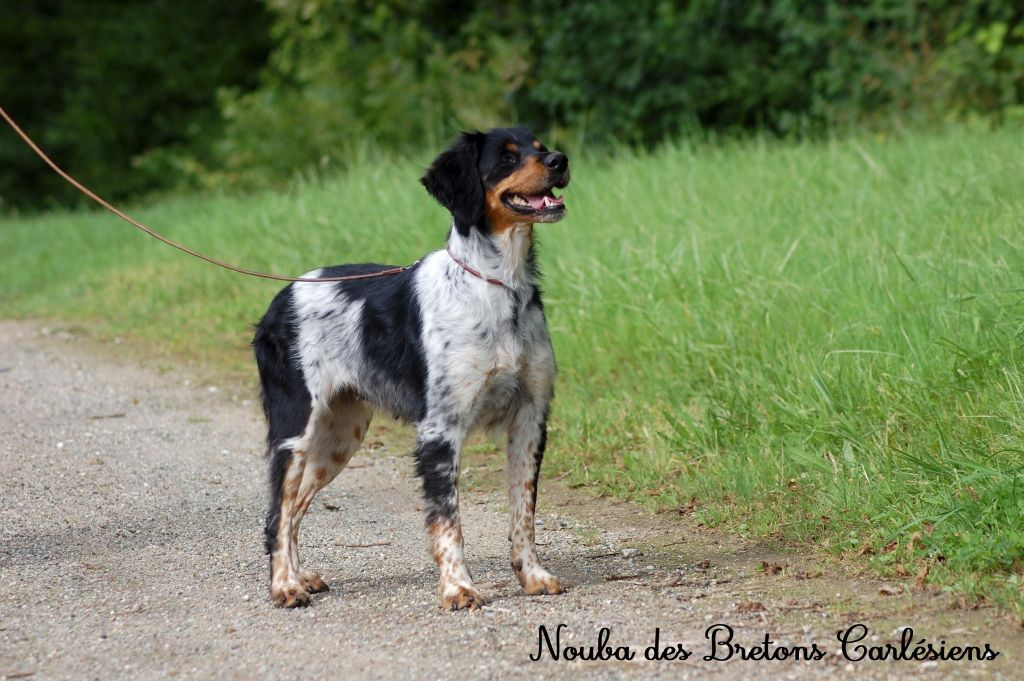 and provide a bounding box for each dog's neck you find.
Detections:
[446,223,537,290]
